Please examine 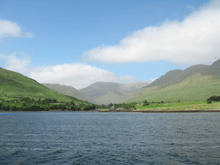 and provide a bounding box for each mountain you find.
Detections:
[80,82,149,104]
[42,83,97,104]
[201,59,220,78]
[0,67,92,105]
[143,64,209,89]
[146,69,182,88]
[128,59,220,103]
